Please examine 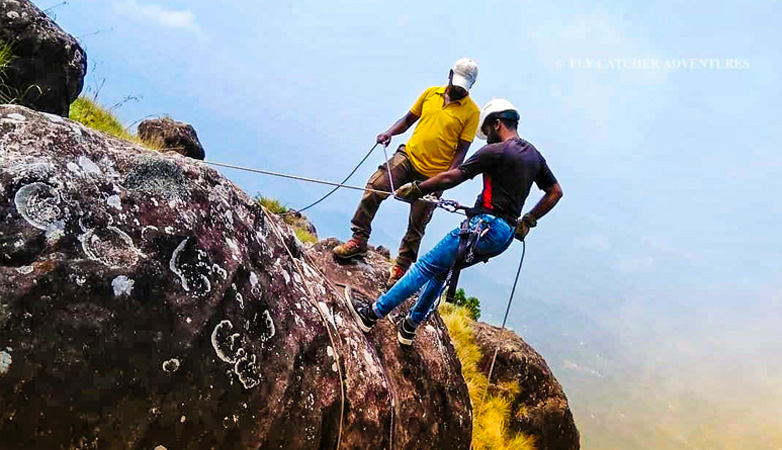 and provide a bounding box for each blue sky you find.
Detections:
[52,0,780,445]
